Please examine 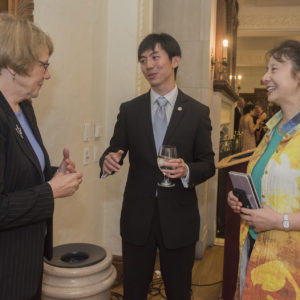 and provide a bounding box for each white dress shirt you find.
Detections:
[151,86,190,188]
